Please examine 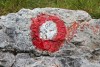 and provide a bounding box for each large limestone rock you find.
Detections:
[0,8,100,67]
